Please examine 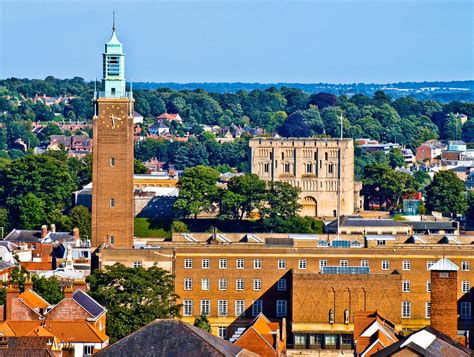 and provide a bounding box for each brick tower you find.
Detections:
[91,21,134,249]
[429,257,459,340]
